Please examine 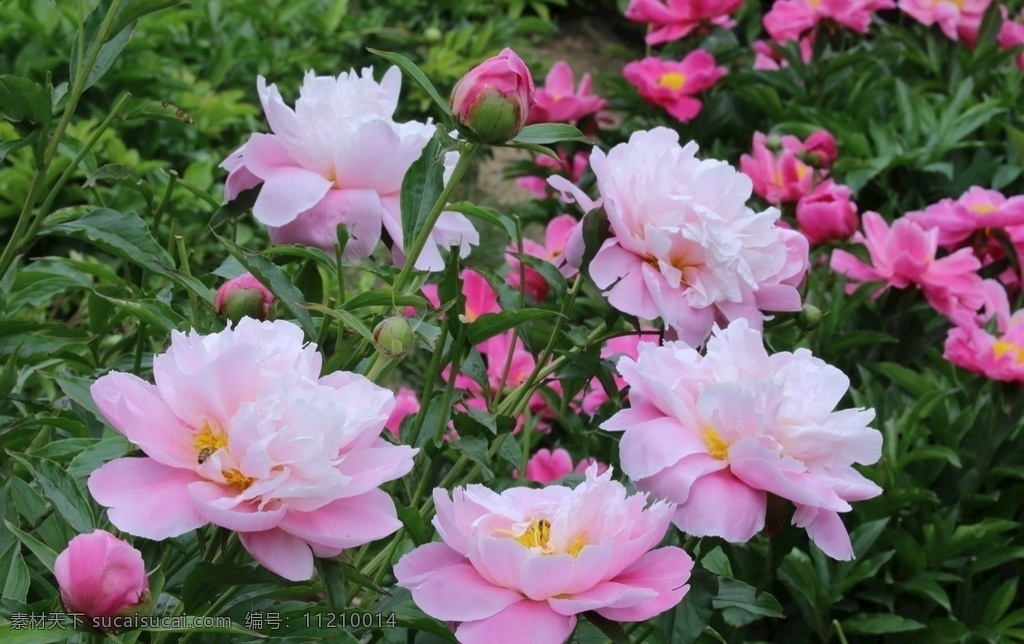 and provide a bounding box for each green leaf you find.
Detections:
[7,454,95,533]
[183,562,280,612]
[83,164,154,207]
[0,131,40,164]
[3,518,59,573]
[466,309,560,345]
[141,620,266,638]
[302,303,376,344]
[367,48,451,118]
[0,624,74,643]
[449,436,492,476]
[110,0,192,35]
[659,567,718,644]
[0,543,30,602]
[446,202,518,240]
[510,123,589,145]
[0,76,52,124]
[70,1,137,92]
[582,611,631,644]
[400,127,450,257]
[982,579,1017,627]
[94,288,186,333]
[899,577,951,613]
[713,578,783,618]
[842,614,925,635]
[512,253,568,300]
[341,290,428,311]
